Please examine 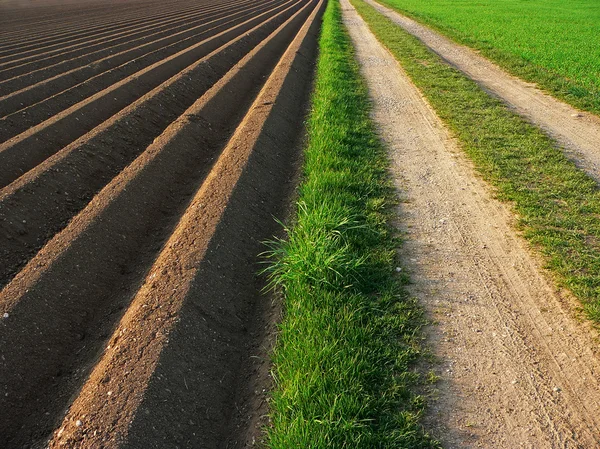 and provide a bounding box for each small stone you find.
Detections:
[511,380,517,385]
[107,391,112,396]
[2,313,8,319]
[553,387,561,393]
[395,267,402,272]
[75,420,82,427]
